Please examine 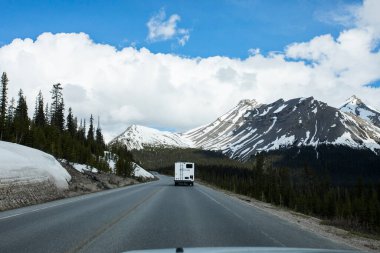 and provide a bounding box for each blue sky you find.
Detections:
[3,0,380,138]
[0,0,361,58]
